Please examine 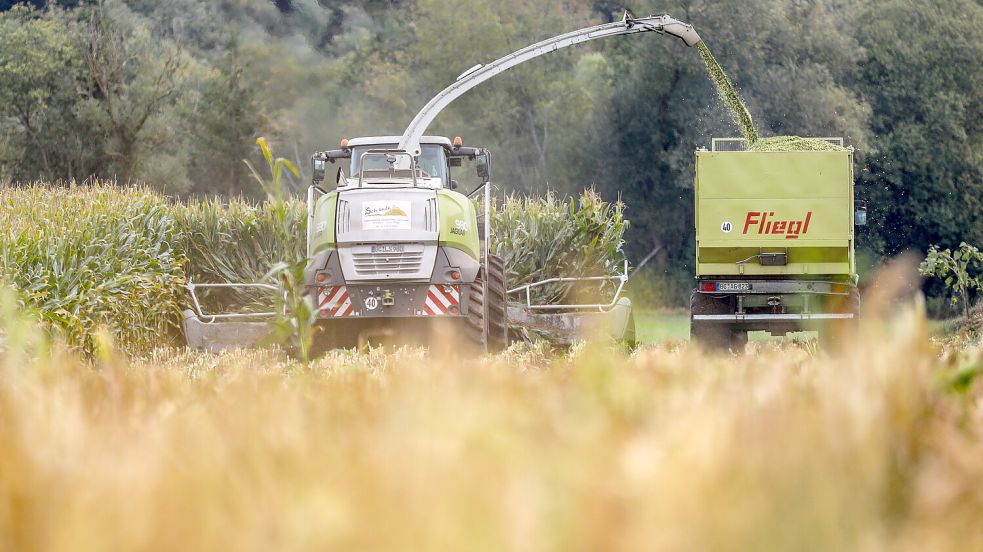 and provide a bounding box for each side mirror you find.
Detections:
[475,152,491,183]
[449,179,459,190]
[855,201,868,226]
[312,156,326,183]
